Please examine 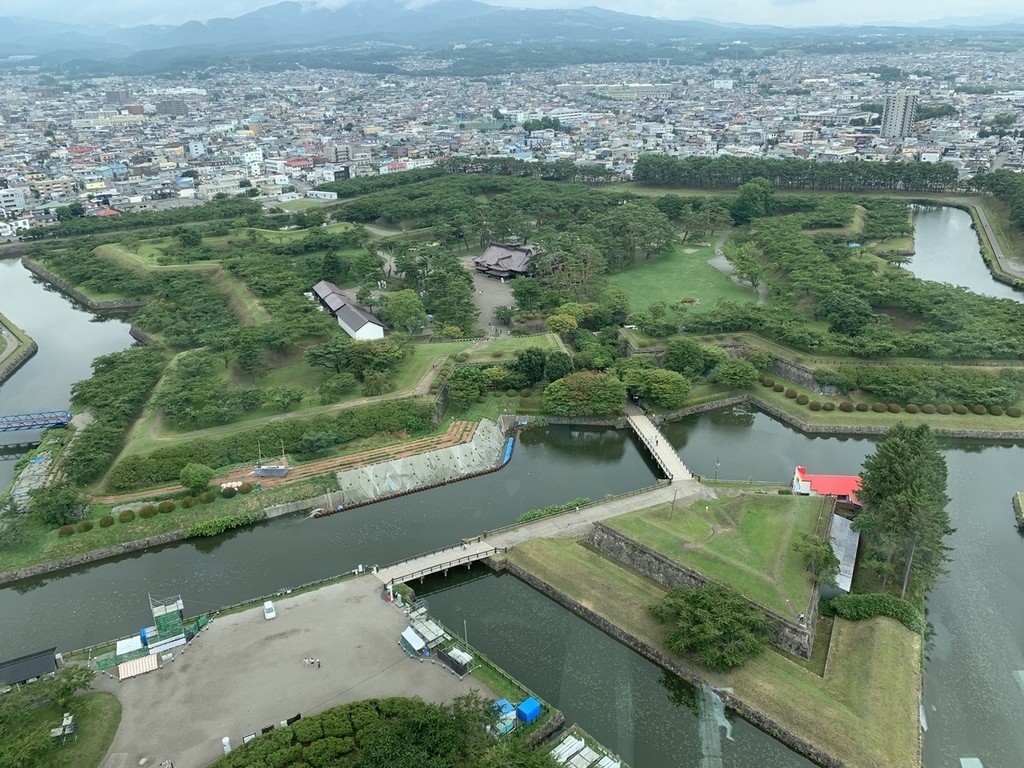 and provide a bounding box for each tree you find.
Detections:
[544,350,573,382]
[727,242,765,288]
[40,665,95,710]
[793,533,840,588]
[819,291,873,336]
[180,463,215,493]
[651,583,774,672]
[28,481,89,527]
[304,336,350,374]
[361,371,396,396]
[513,347,548,386]
[299,430,336,457]
[321,249,346,284]
[510,277,543,312]
[624,368,692,409]
[545,314,578,336]
[175,227,203,248]
[543,371,626,417]
[663,338,708,379]
[446,366,486,410]
[319,372,358,403]
[382,289,428,335]
[713,357,758,389]
[853,423,953,599]
[730,177,775,224]
[267,386,304,411]
[493,306,514,326]
[0,686,52,768]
